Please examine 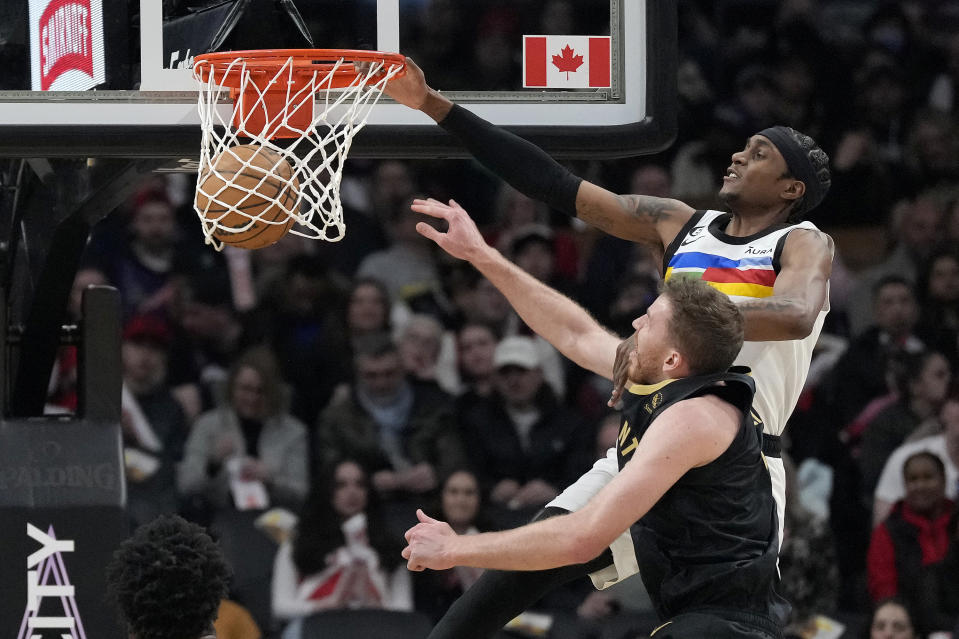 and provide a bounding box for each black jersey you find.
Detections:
[616,367,788,626]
